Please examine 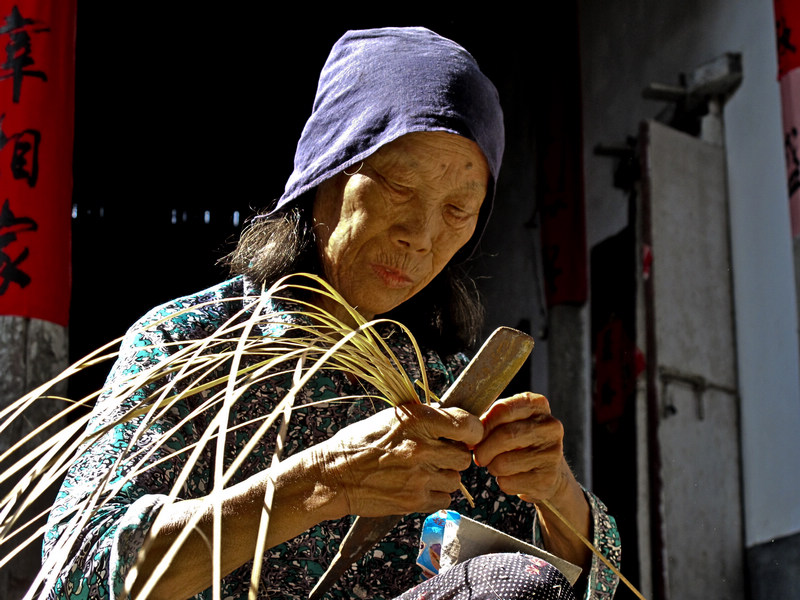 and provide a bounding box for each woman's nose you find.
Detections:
[390,203,436,253]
